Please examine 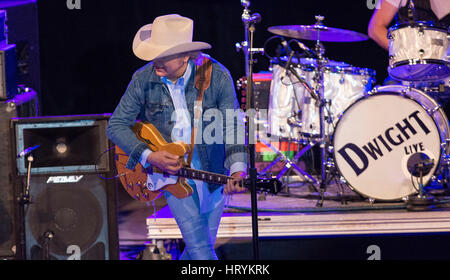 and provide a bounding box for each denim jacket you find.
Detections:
[106,55,247,187]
